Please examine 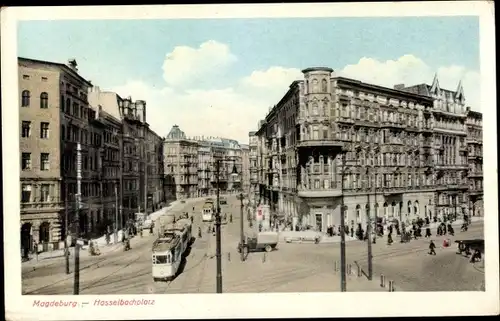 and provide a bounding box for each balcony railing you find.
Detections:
[297,184,342,198]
